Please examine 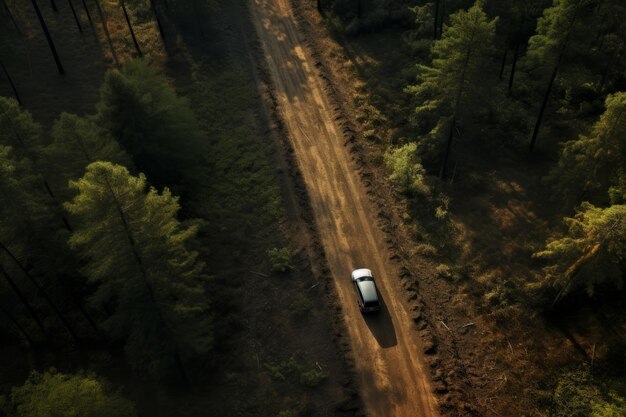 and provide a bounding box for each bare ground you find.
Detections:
[250,1,444,416]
